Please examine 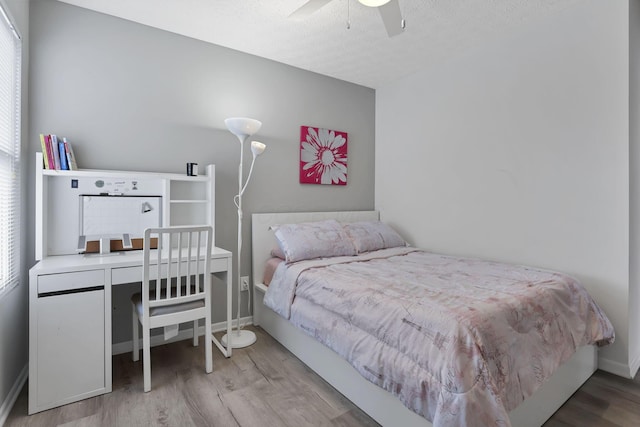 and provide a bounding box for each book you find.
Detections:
[44,135,55,169]
[50,134,61,170]
[63,138,78,170]
[39,134,50,169]
[58,140,69,170]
